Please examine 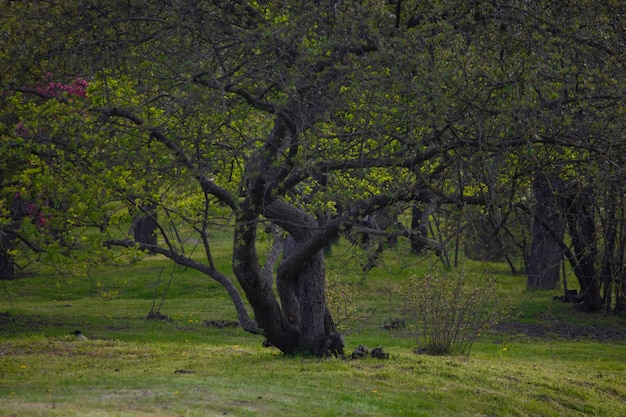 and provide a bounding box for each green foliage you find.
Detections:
[408,270,507,355]
[0,89,137,277]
